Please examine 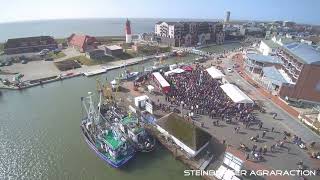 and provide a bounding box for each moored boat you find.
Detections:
[116,116,156,152]
[80,92,135,168]
[120,70,140,81]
